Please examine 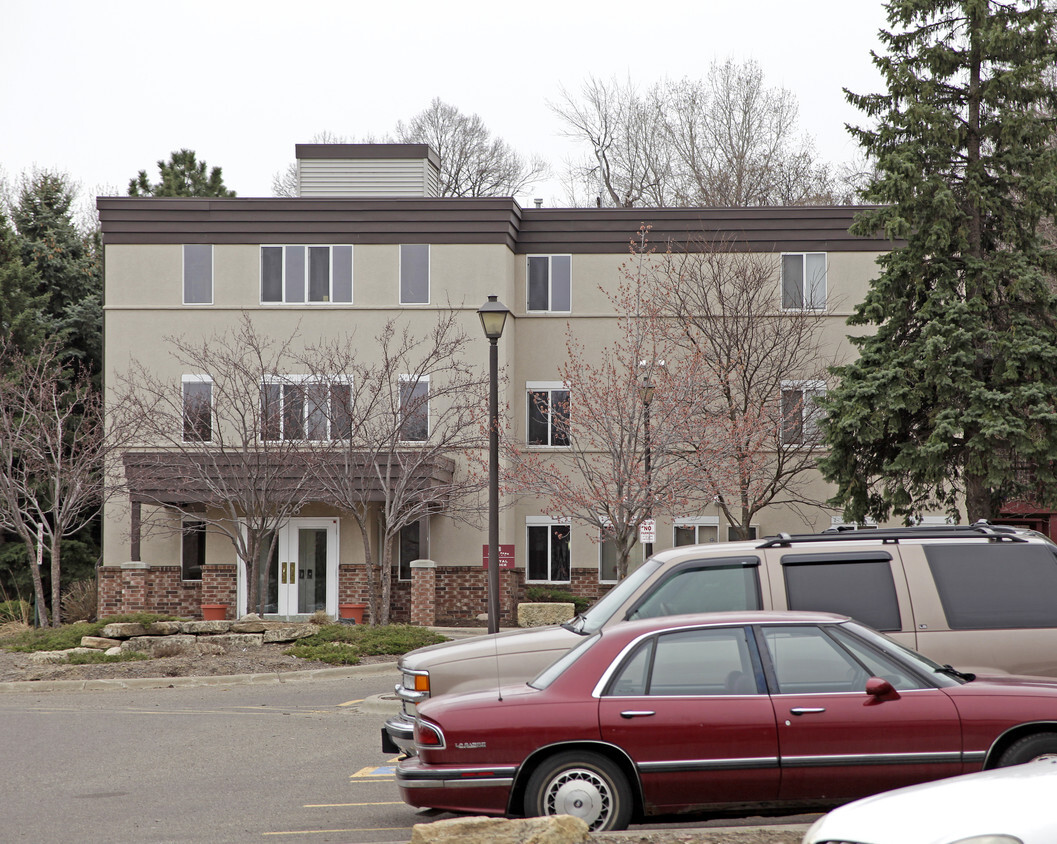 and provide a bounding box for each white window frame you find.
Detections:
[781,379,826,446]
[526,380,571,448]
[399,244,430,305]
[673,516,720,546]
[259,245,353,305]
[781,252,827,311]
[261,374,353,442]
[398,374,430,443]
[526,516,571,583]
[181,374,213,443]
[526,254,572,313]
[183,244,213,305]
